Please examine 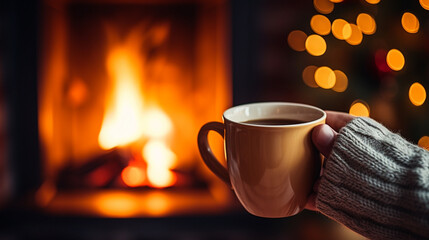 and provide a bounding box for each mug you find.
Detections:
[197,102,326,218]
